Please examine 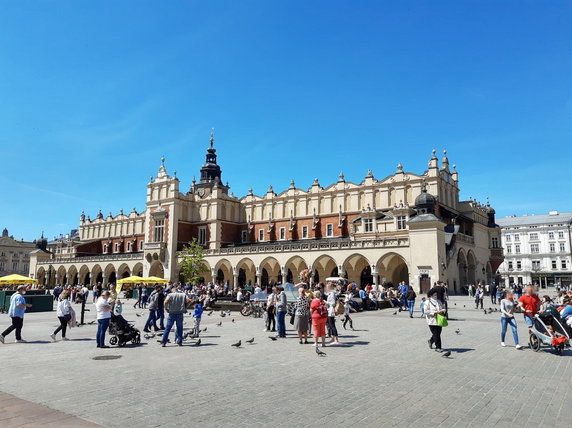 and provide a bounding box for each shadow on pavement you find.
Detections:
[337,341,370,347]
[448,348,475,353]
